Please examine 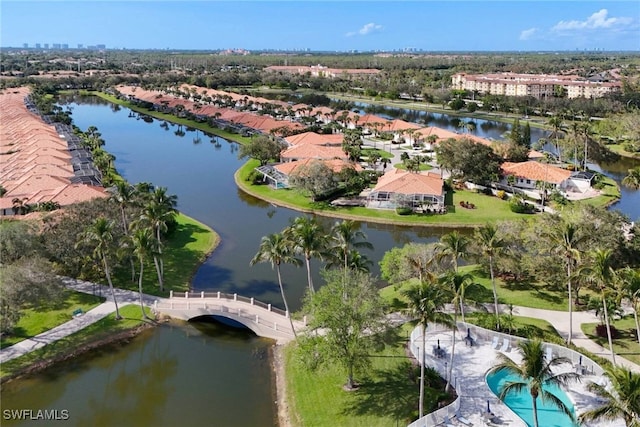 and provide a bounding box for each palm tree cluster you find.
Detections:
[249,218,375,335]
[76,182,178,318]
